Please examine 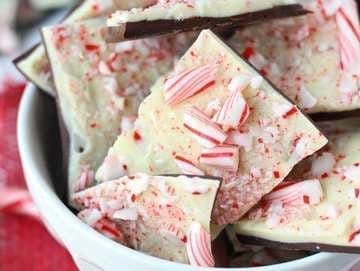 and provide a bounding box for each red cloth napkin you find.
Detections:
[0,79,77,271]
